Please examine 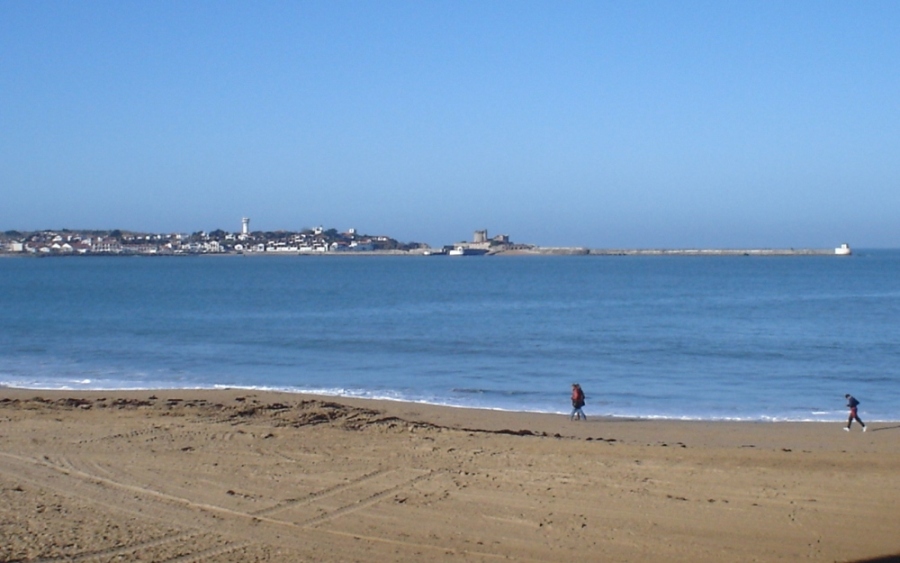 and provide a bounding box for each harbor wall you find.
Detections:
[493,247,842,256]
[587,248,838,256]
